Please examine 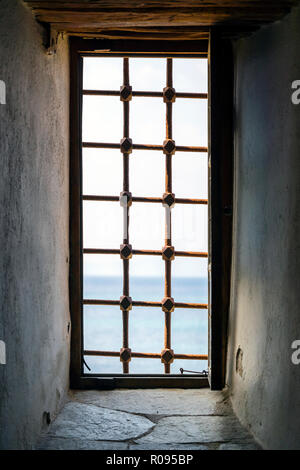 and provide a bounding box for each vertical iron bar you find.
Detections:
[123,259,129,296]
[124,57,130,86]
[165,207,172,246]
[166,152,172,193]
[122,57,130,374]
[123,153,129,192]
[166,58,173,195]
[123,193,129,244]
[122,311,129,348]
[164,258,172,371]
[164,58,174,374]
[123,101,130,140]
